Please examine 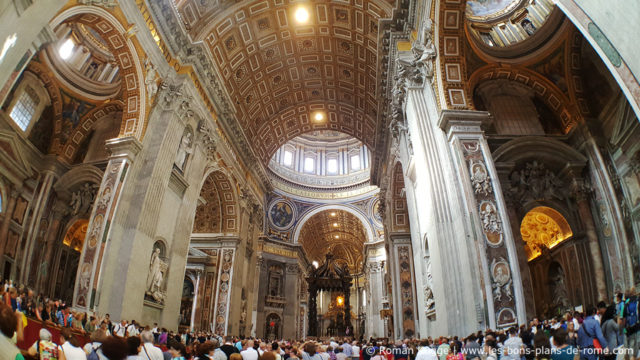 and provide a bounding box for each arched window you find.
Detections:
[6,72,50,135]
